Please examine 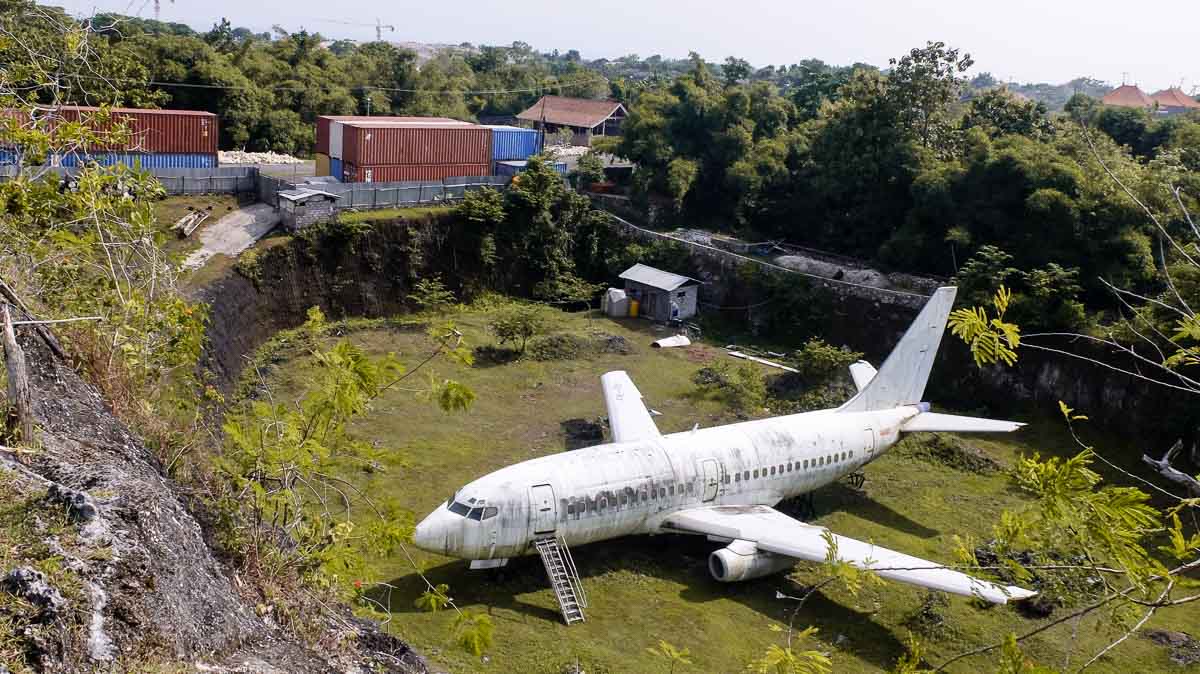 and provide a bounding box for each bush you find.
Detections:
[488,305,547,354]
[692,360,766,412]
[528,333,586,361]
[790,338,863,381]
